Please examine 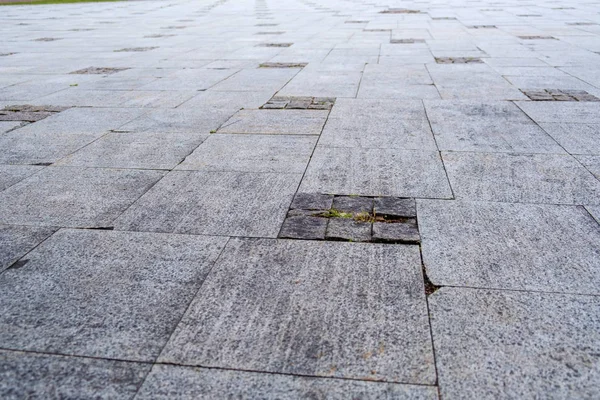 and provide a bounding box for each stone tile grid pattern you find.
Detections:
[2,0,600,397]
